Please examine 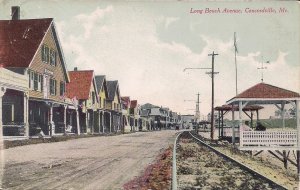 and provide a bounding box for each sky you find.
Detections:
[0,0,299,118]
